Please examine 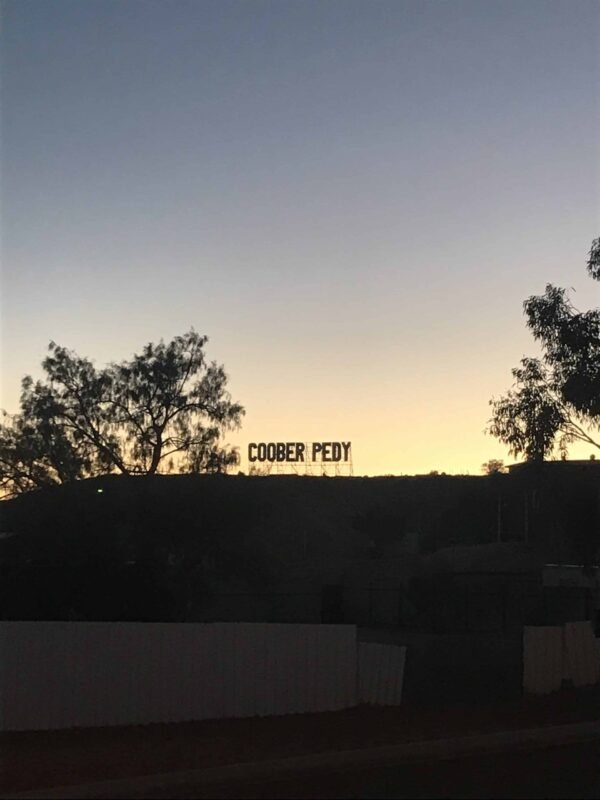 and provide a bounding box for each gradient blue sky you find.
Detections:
[2,0,599,475]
